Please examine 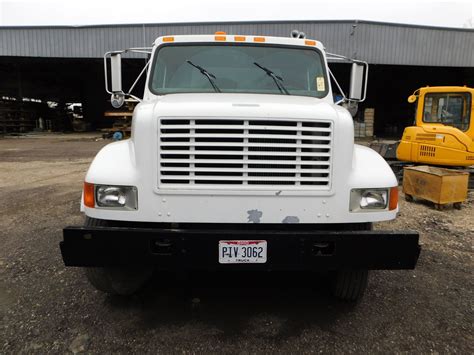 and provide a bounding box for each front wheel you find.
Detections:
[84,267,153,295]
[331,270,369,302]
[330,223,371,302]
[83,217,152,295]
